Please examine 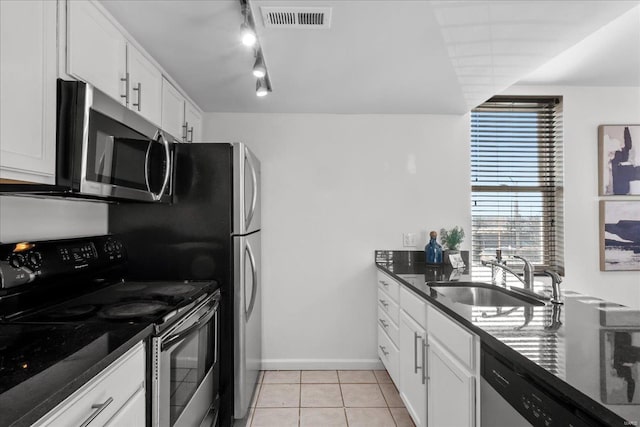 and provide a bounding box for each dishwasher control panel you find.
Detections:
[482,349,593,427]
